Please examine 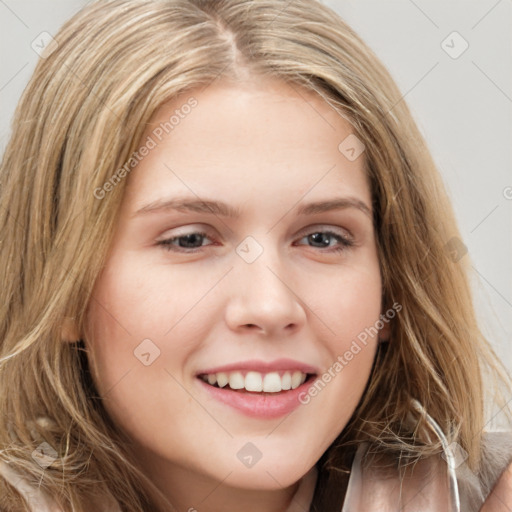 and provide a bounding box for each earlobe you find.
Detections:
[61,317,80,342]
